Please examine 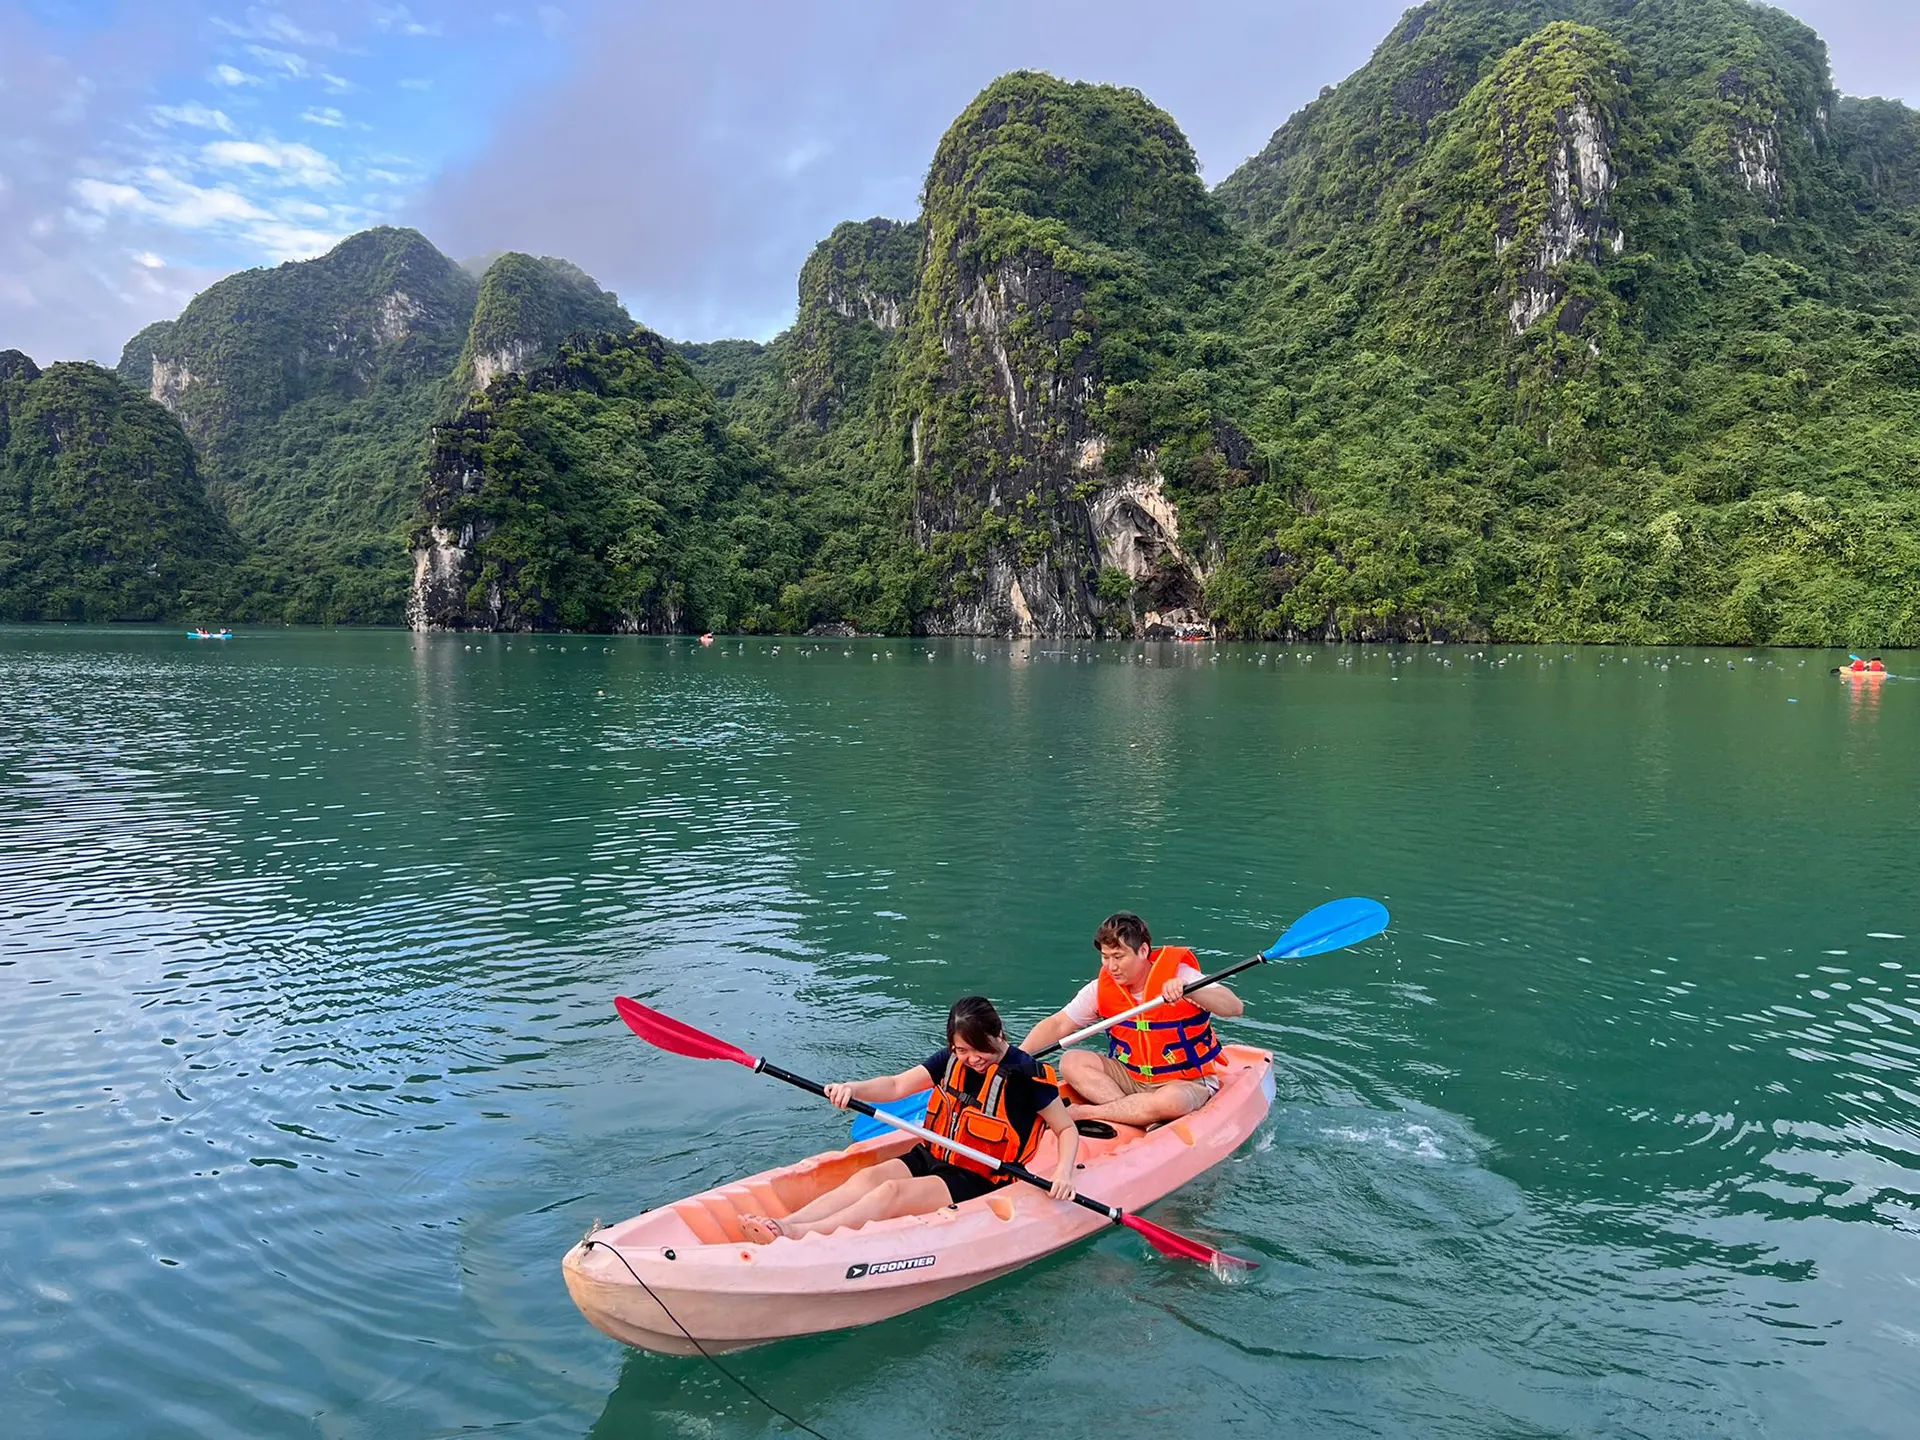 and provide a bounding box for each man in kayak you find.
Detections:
[739,996,1077,1243]
[1020,912,1242,1127]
